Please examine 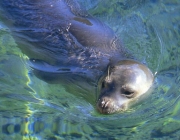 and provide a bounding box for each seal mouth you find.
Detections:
[97,97,126,114]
